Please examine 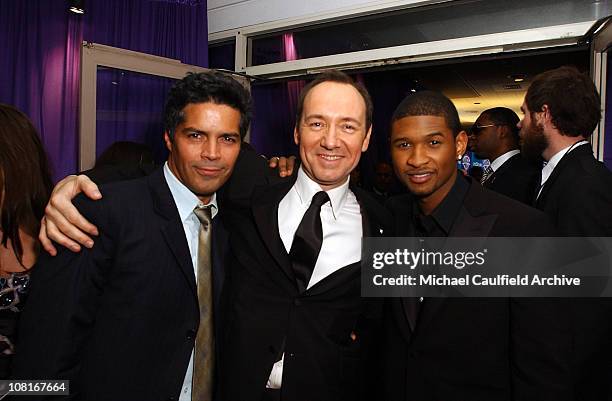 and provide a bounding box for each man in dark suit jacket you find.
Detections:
[469,107,539,204]
[13,71,254,401]
[383,91,571,401]
[519,66,612,401]
[220,71,389,401]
